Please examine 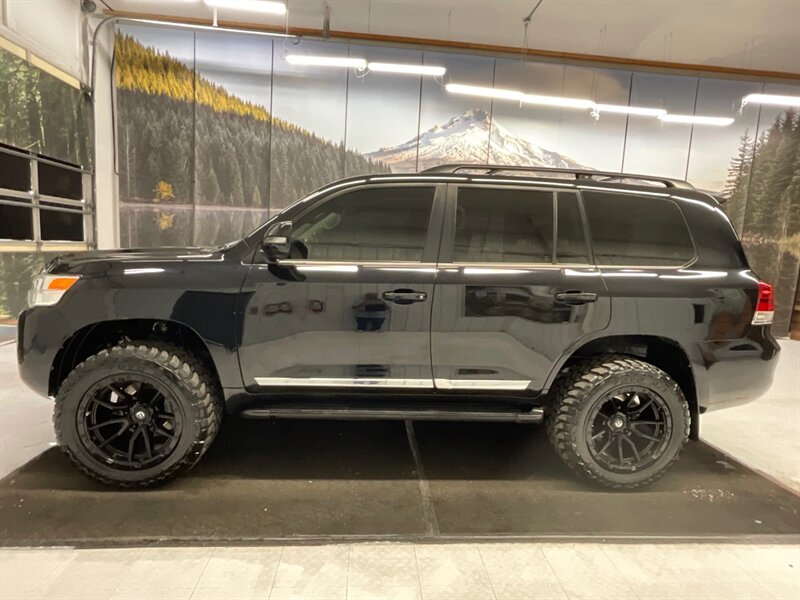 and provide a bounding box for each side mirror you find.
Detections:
[262,221,292,260]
